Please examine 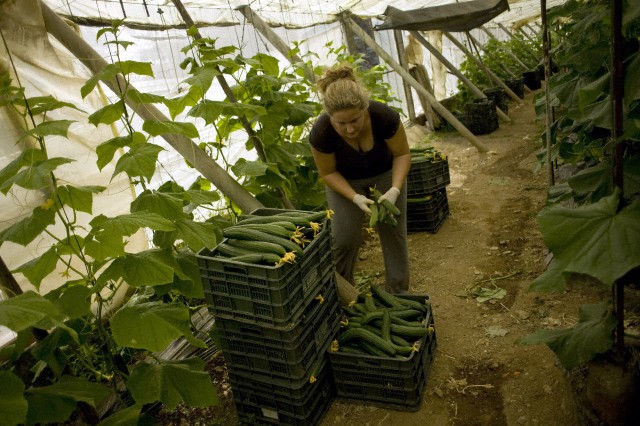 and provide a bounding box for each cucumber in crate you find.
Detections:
[328,285,437,411]
[196,208,335,328]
